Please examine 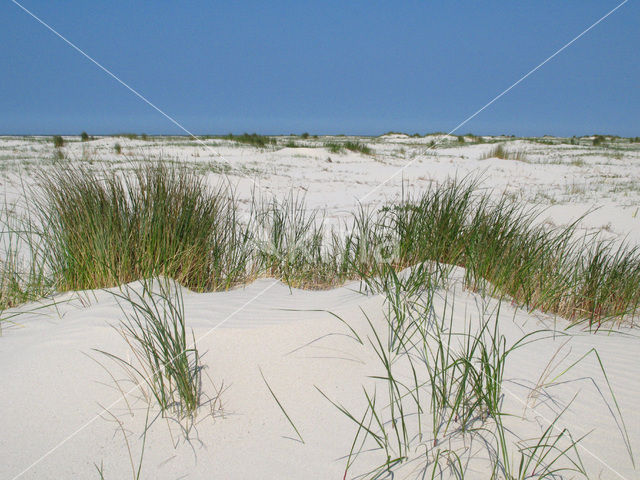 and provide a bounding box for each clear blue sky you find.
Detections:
[1,1,638,136]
